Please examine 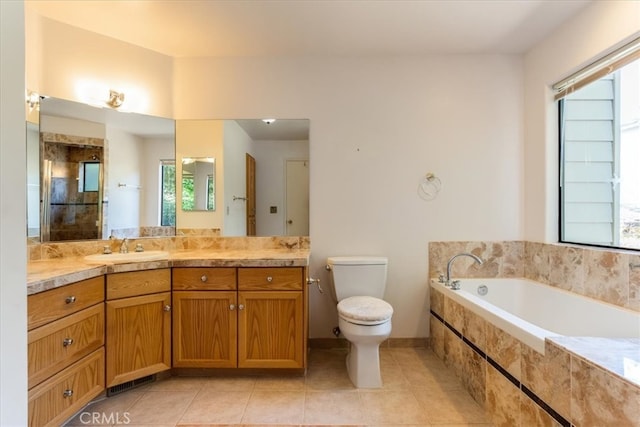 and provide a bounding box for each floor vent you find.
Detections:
[107,375,155,396]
